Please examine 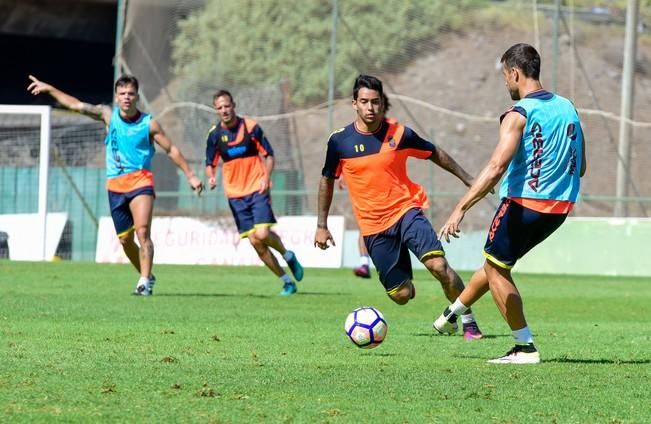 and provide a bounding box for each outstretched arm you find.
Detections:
[27,75,111,125]
[150,119,204,194]
[439,112,524,242]
[314,176,336,249]
[430,147,474,188]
